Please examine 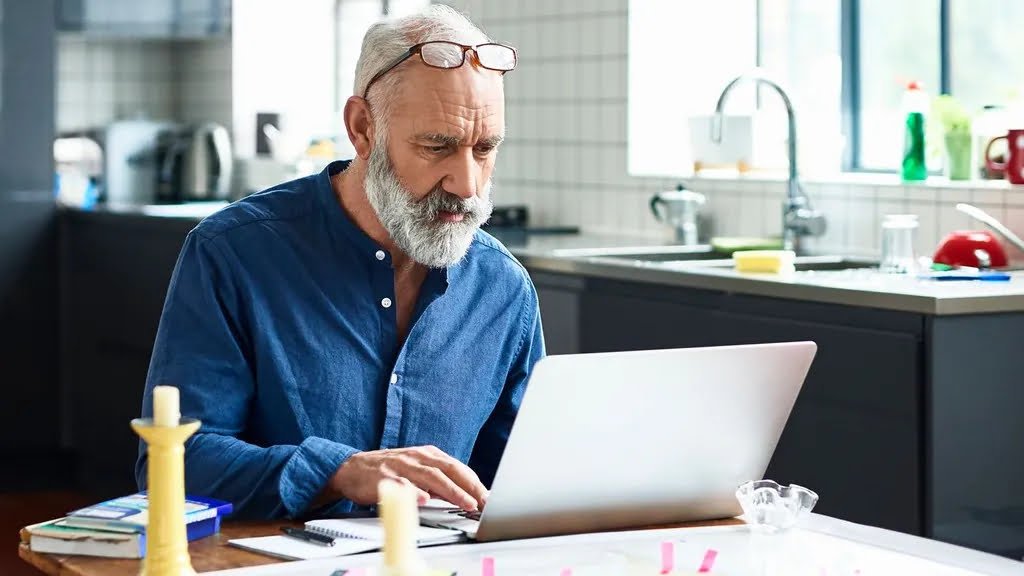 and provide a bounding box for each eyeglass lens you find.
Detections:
[420,42,515,71]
